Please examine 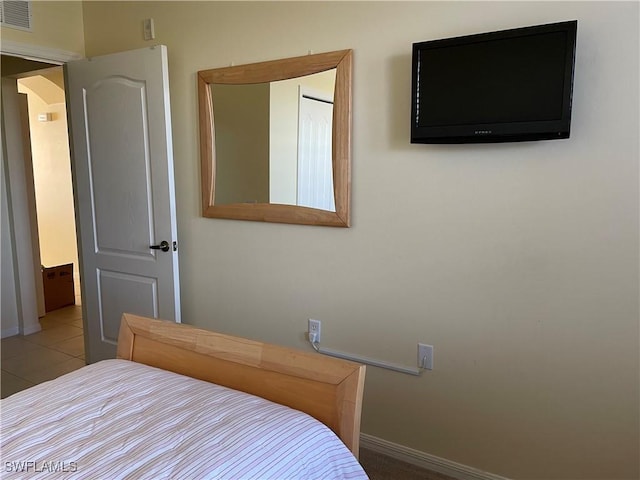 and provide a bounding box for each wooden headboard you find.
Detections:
[116,314,366,457]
